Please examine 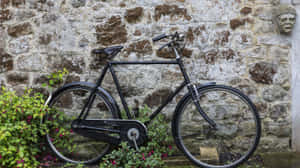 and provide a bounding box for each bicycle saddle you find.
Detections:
[91,46,123,56]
